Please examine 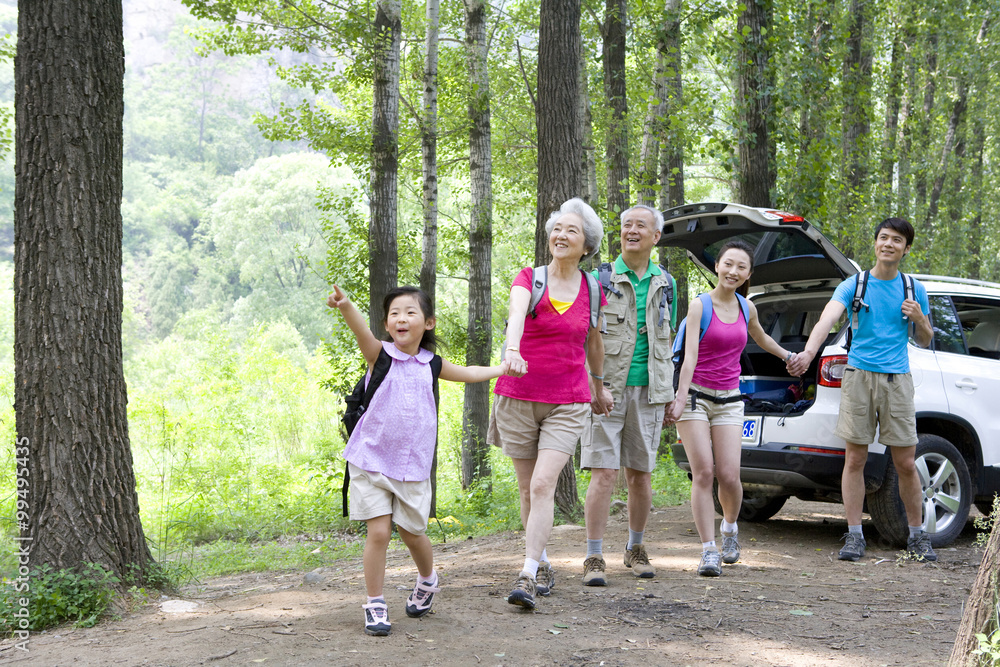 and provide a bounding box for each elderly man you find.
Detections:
[580,204,676,585]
